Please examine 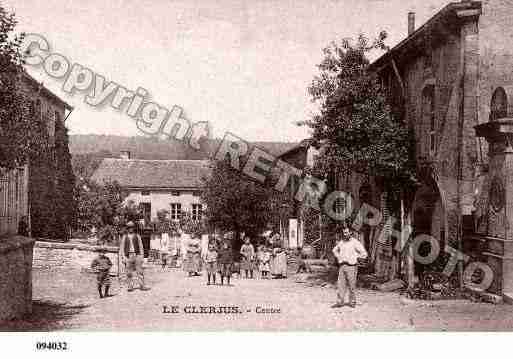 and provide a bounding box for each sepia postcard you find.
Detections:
[2,1,513,352]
